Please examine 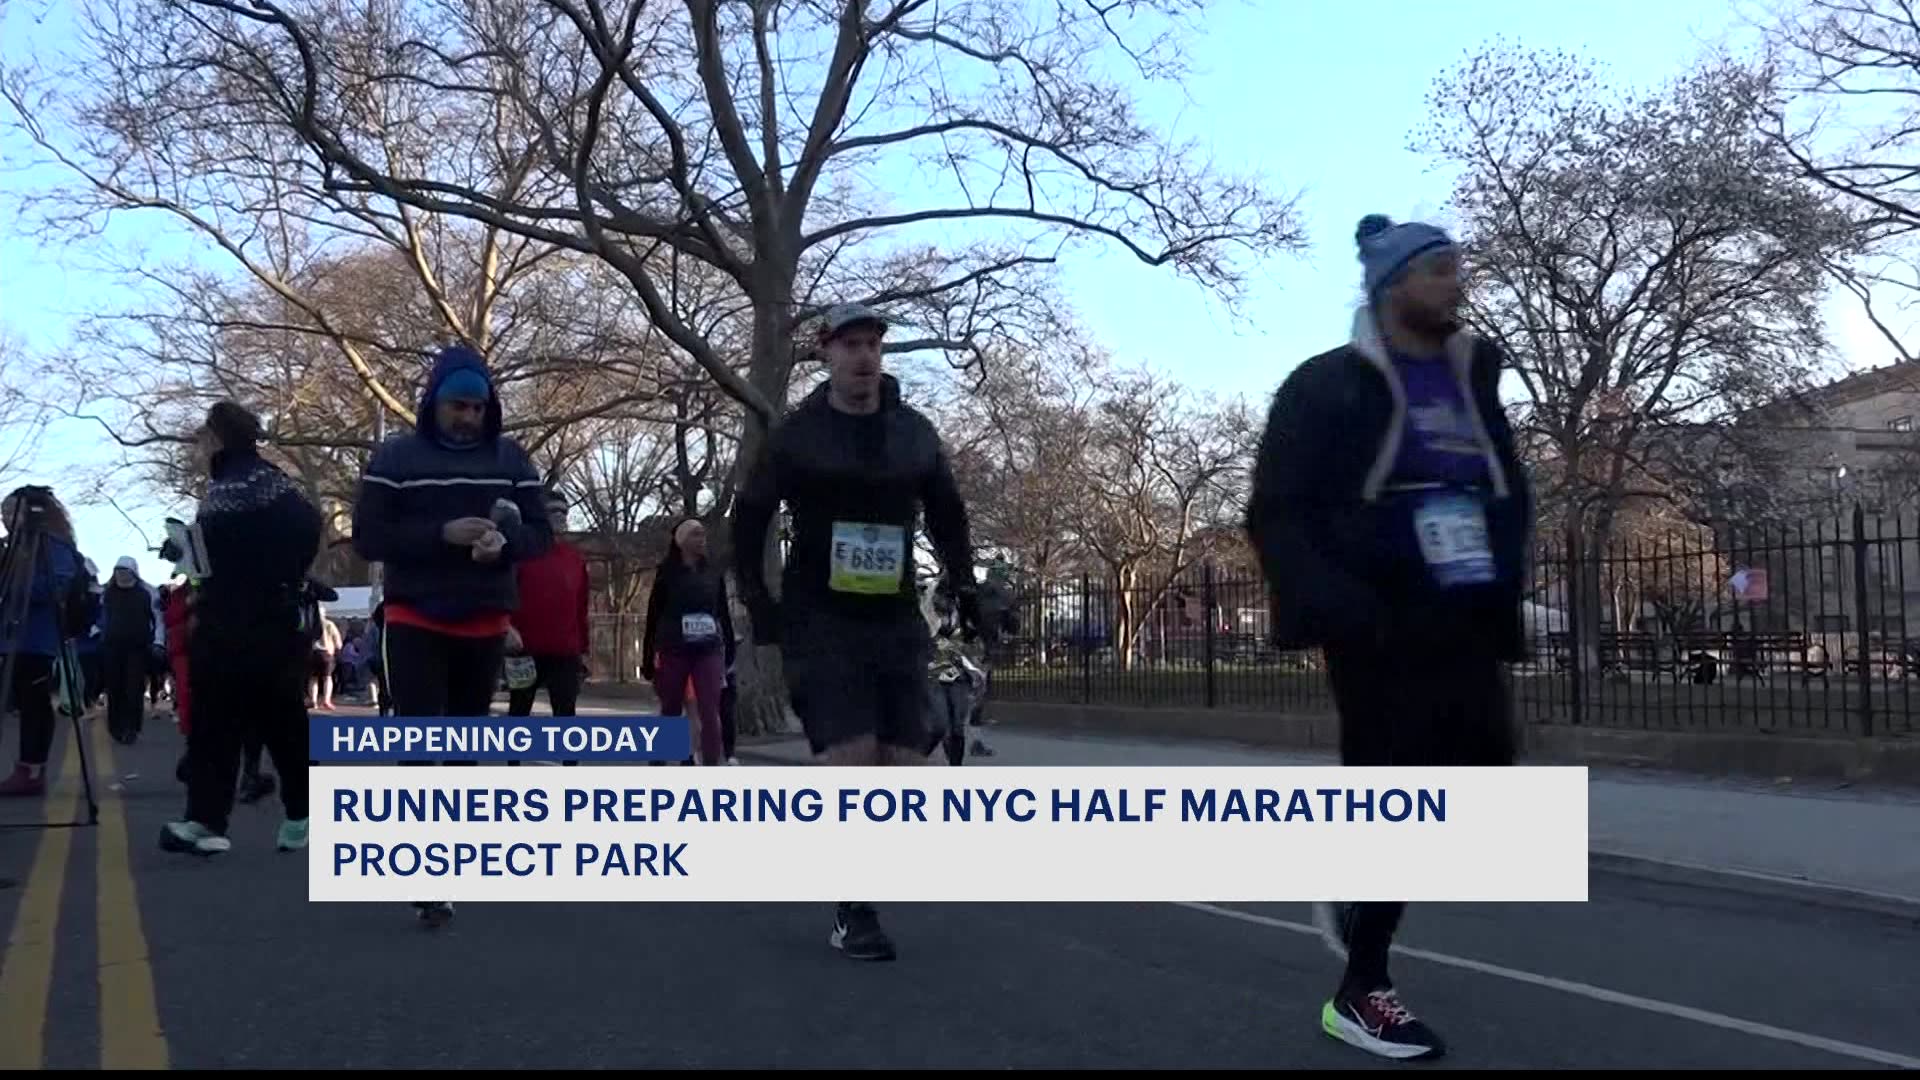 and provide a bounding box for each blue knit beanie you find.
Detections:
[1356,214,1456,304]
[438,368,491,402]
